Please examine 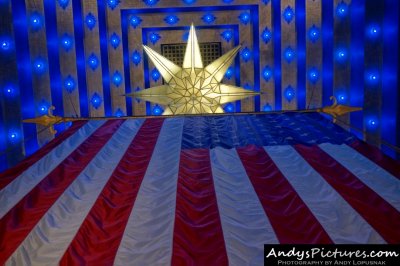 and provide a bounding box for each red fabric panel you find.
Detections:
[172,149,229,266]
[0,120,87,190]
[237,145,333,244]
[0,120,123,264]
[59,118,164,265]
[295,144,400,243]
[349,140,400,180]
